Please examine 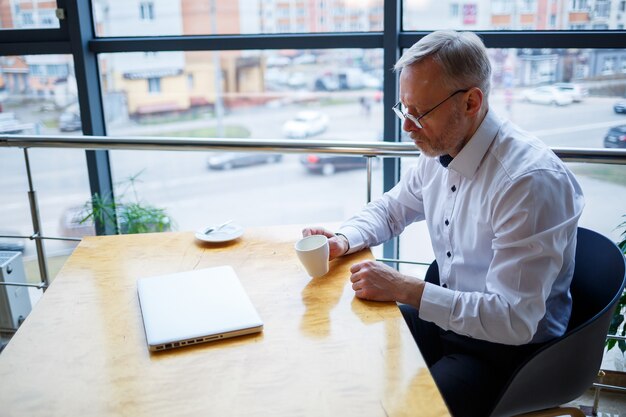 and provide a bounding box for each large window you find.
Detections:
[99,48,384,235]
[404,0,626,30]
[91,0,385,37]
[486,48,626,148]
[0,1,60,30]
[0,54,89,267]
